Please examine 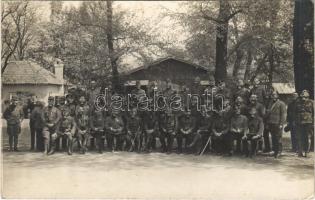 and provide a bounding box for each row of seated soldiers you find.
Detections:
[4,77,313,158]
